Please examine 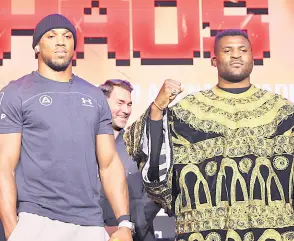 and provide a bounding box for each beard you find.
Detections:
[42,53,73,72]
[112,117,129,132]
[219,70,250,83]
[219,64,253,83]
